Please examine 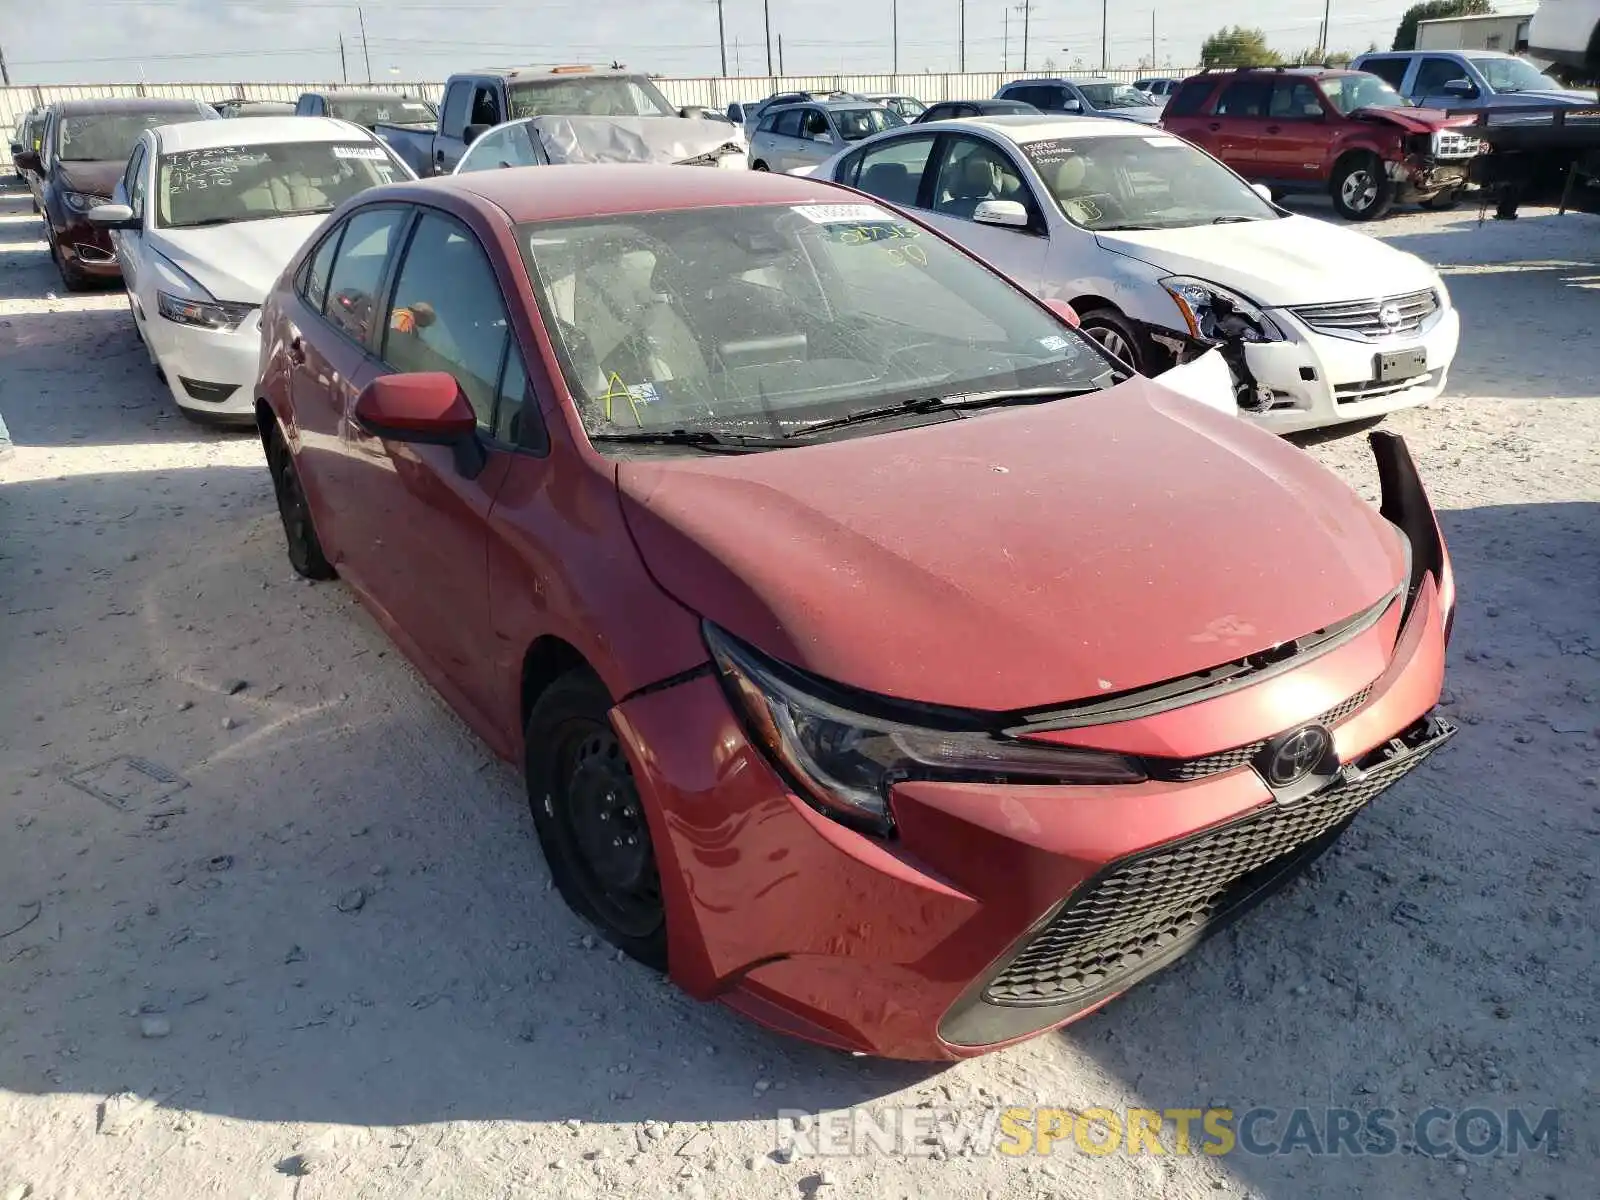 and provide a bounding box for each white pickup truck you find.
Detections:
[1529,0,1600,75]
